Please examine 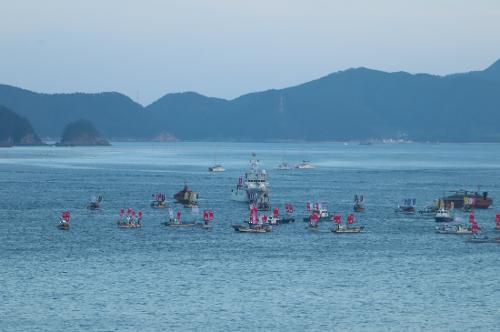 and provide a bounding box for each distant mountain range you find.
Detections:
[1,59,500,142]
